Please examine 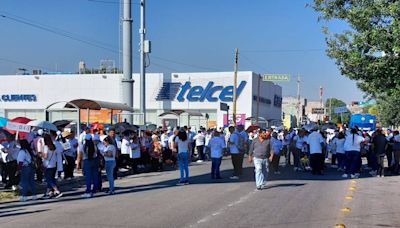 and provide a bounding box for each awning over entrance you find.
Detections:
[64,99,134,112]
[158,110,203,118]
